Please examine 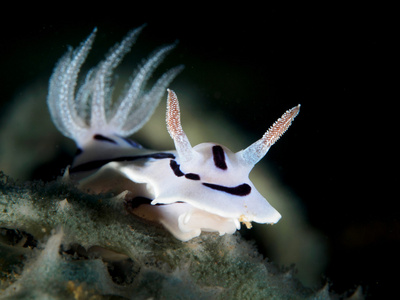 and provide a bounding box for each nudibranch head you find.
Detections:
[119,89,299,240]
